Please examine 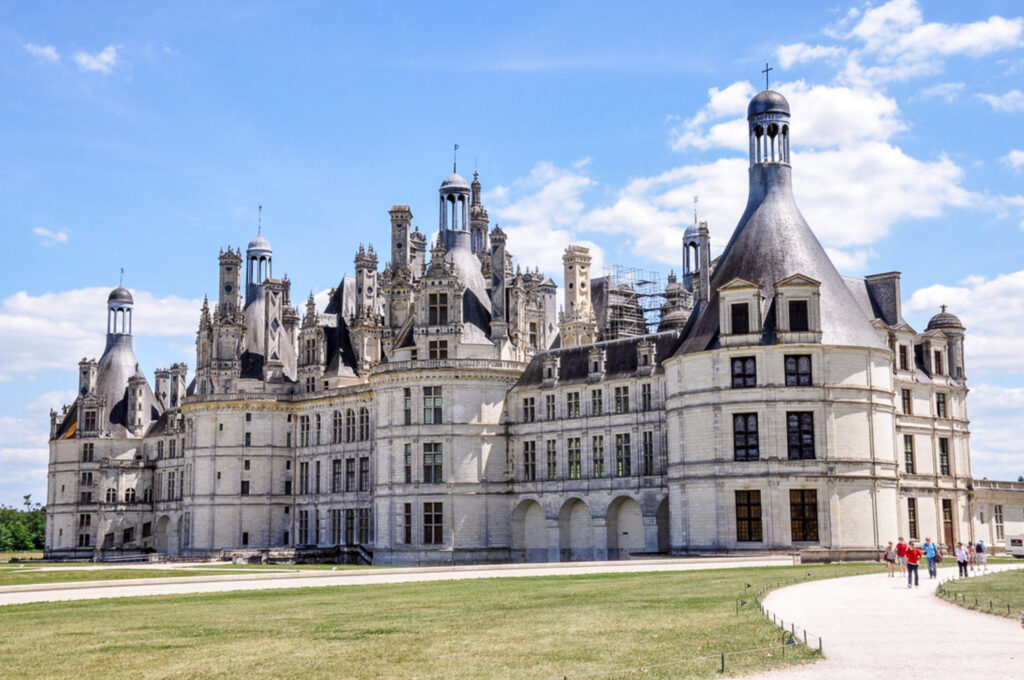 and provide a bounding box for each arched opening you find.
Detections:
[656,497,670,553]
[606,496,644,560]
[155,515,171,553]
[558,498,593,561]
[511,499,547,562]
